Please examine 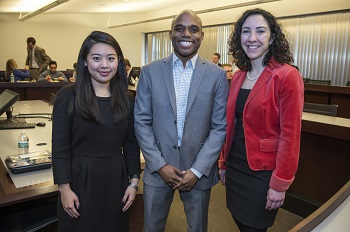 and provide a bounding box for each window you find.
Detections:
[145,12,350,86]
